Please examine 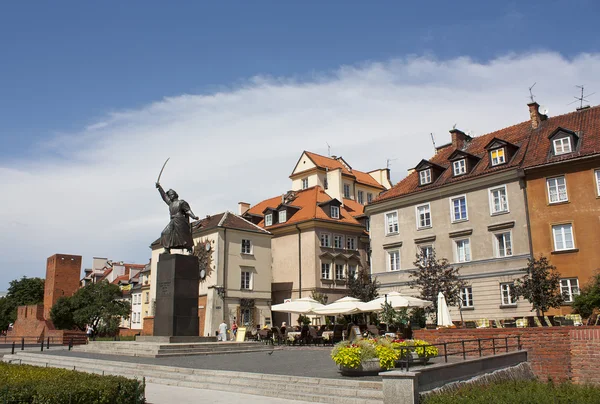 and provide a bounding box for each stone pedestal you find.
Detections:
[154,254,199,337]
